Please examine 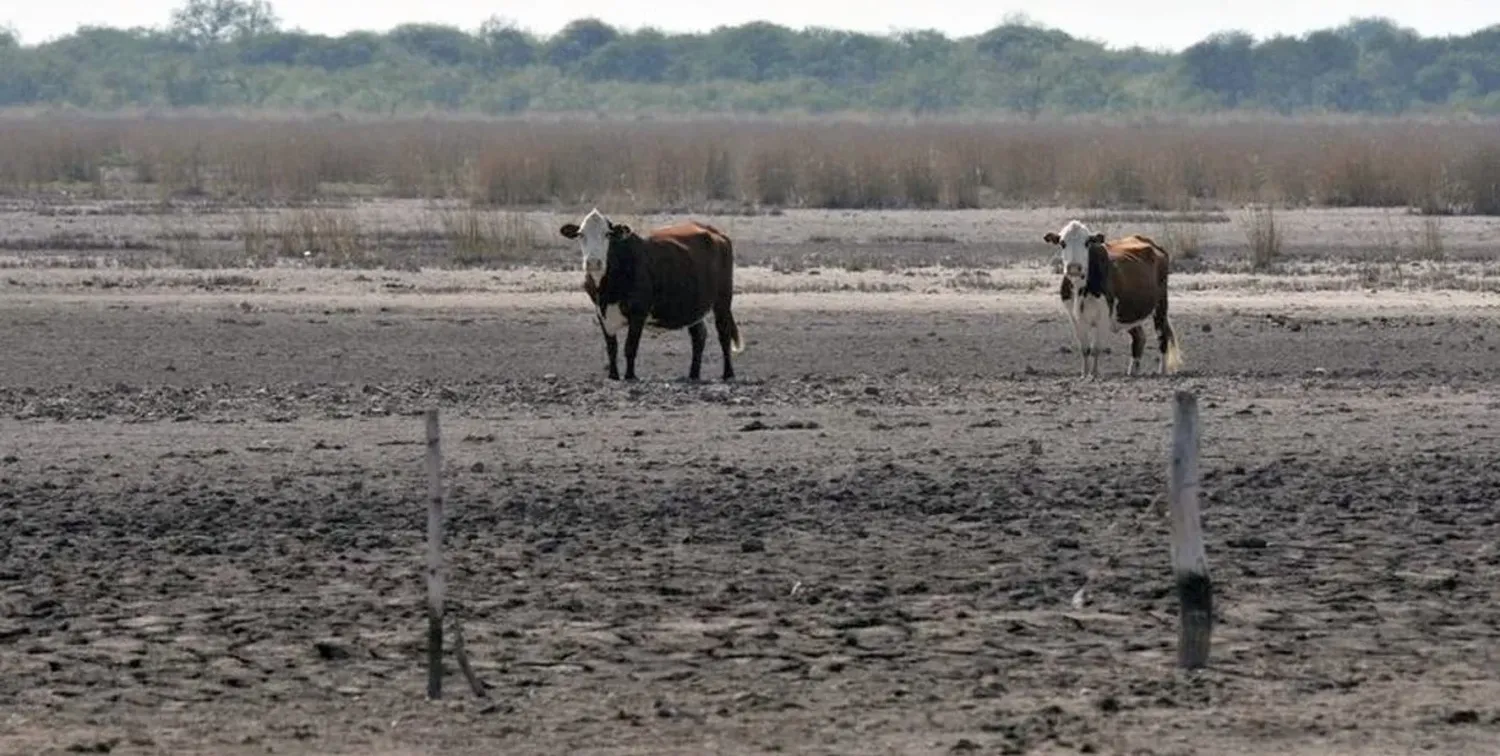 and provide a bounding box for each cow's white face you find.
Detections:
[559,208,611,284]
[1044,219,1101,279]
